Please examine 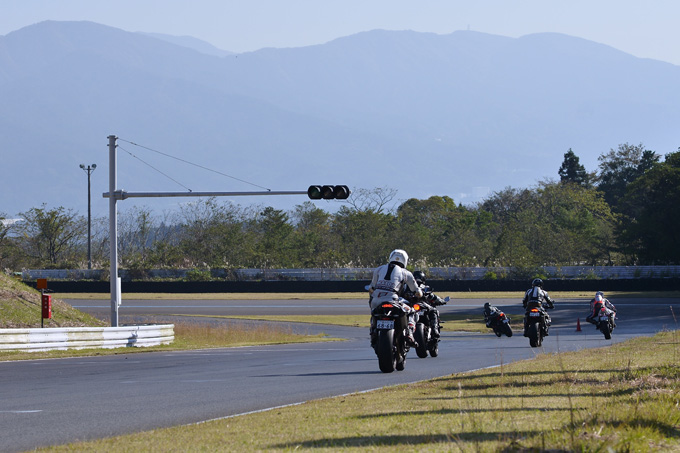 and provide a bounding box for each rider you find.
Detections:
[586,291,617,327]
[483,302,503,328]
[522,278,554,337]
[368,249,422,347]
[408,270,447,340]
